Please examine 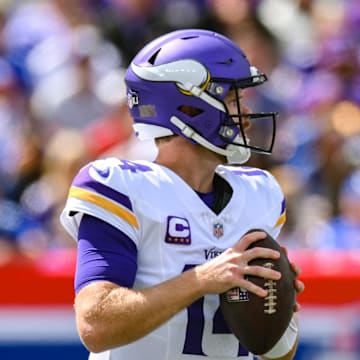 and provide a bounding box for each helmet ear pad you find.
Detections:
[174,96,233,147]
